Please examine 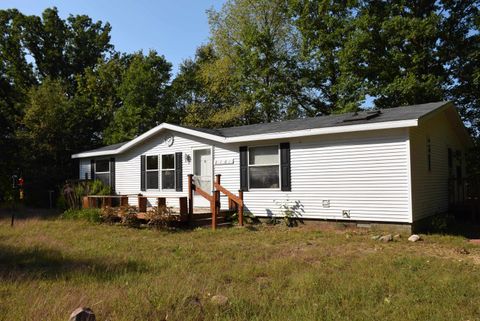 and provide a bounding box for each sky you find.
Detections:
[0,0,226,74]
